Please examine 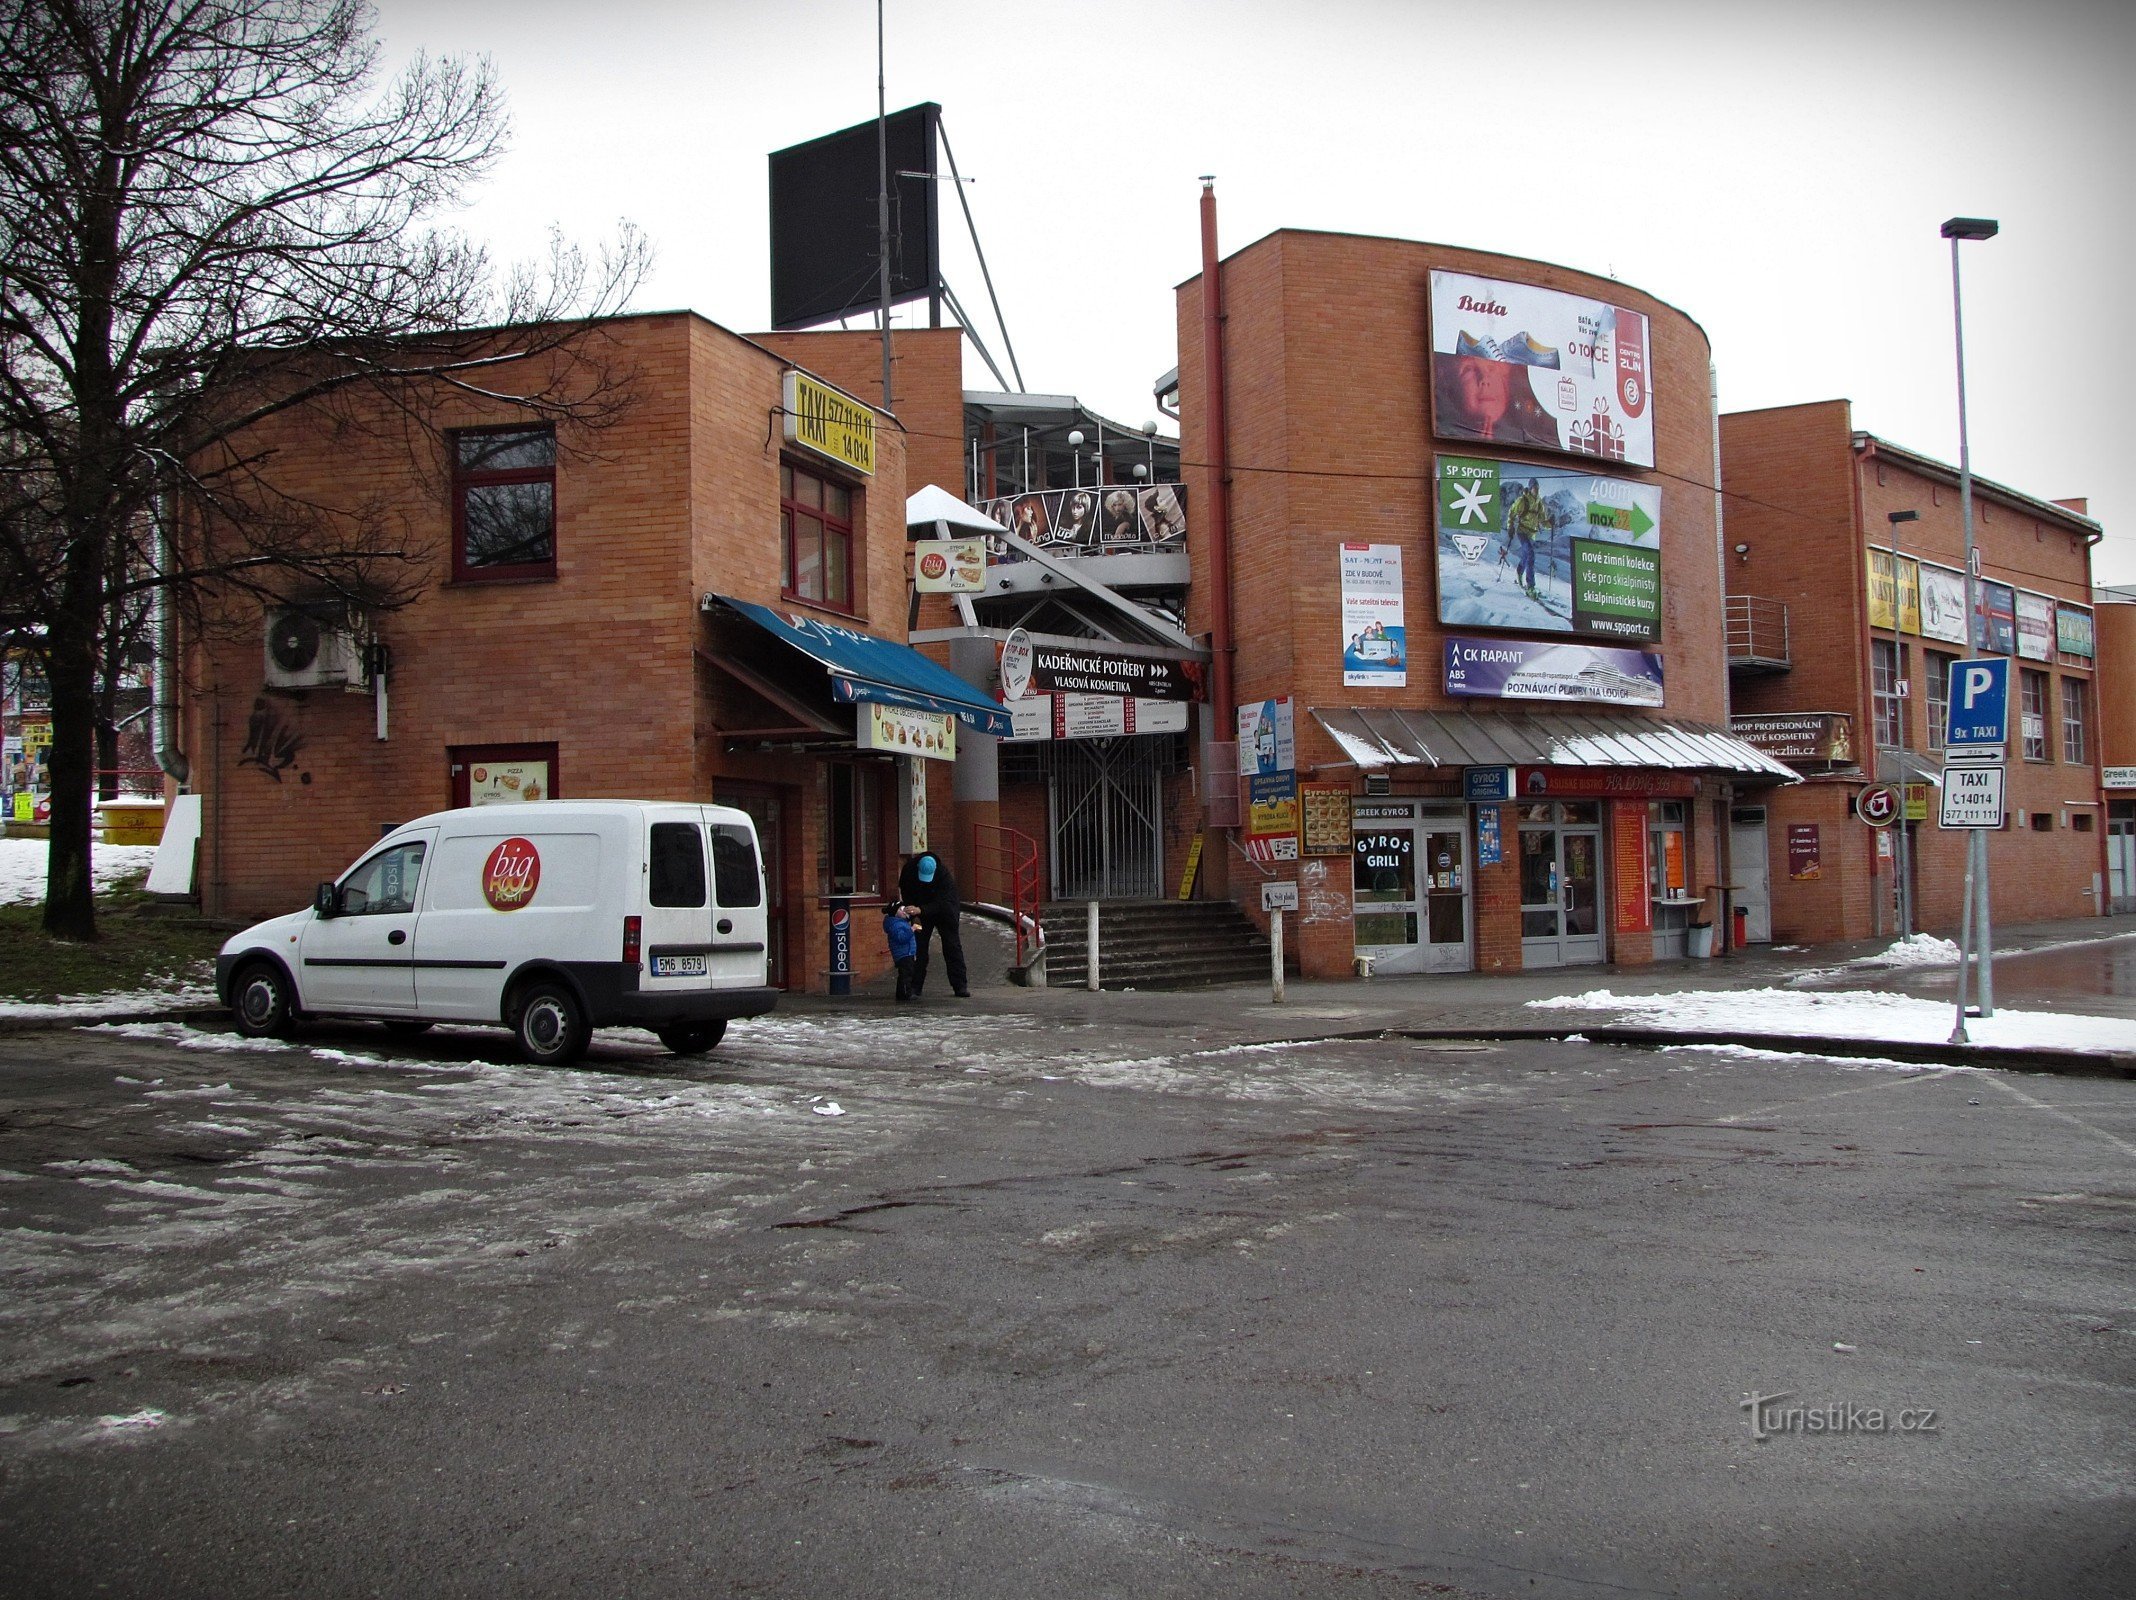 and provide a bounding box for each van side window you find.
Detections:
[710,824,762,908]
[340,841,426,915]
[649,823,708,908]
